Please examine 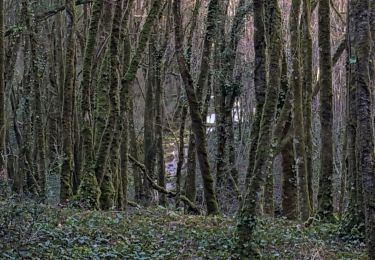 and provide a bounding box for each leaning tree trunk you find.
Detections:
[173,0,219,215]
